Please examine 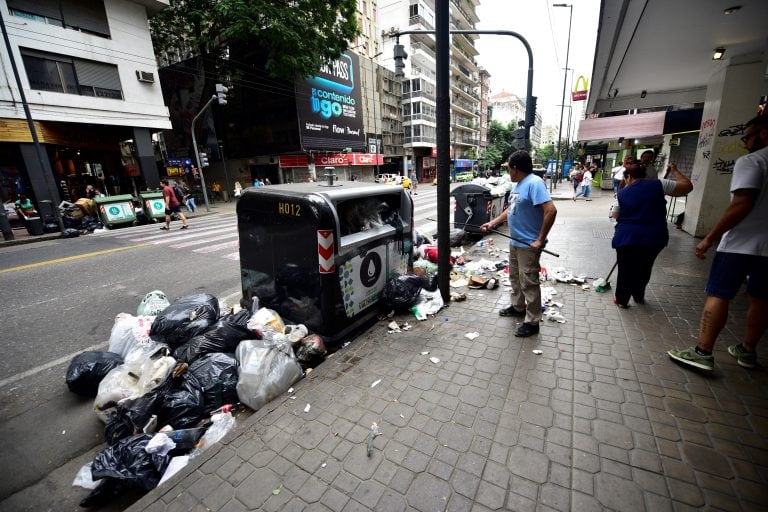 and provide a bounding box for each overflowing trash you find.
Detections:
[67,289,328,506]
